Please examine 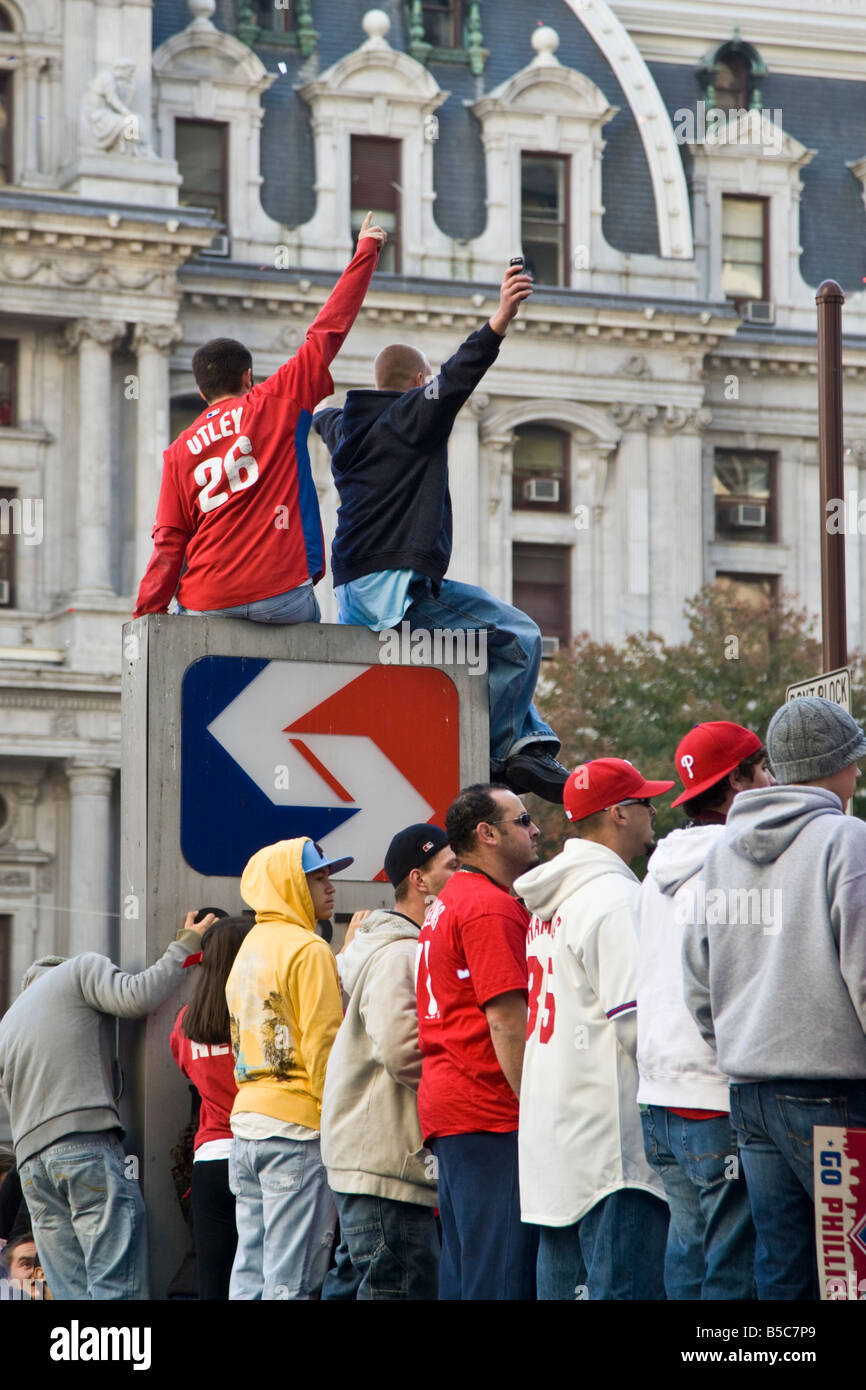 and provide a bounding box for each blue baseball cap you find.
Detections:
[301,839,353,876]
